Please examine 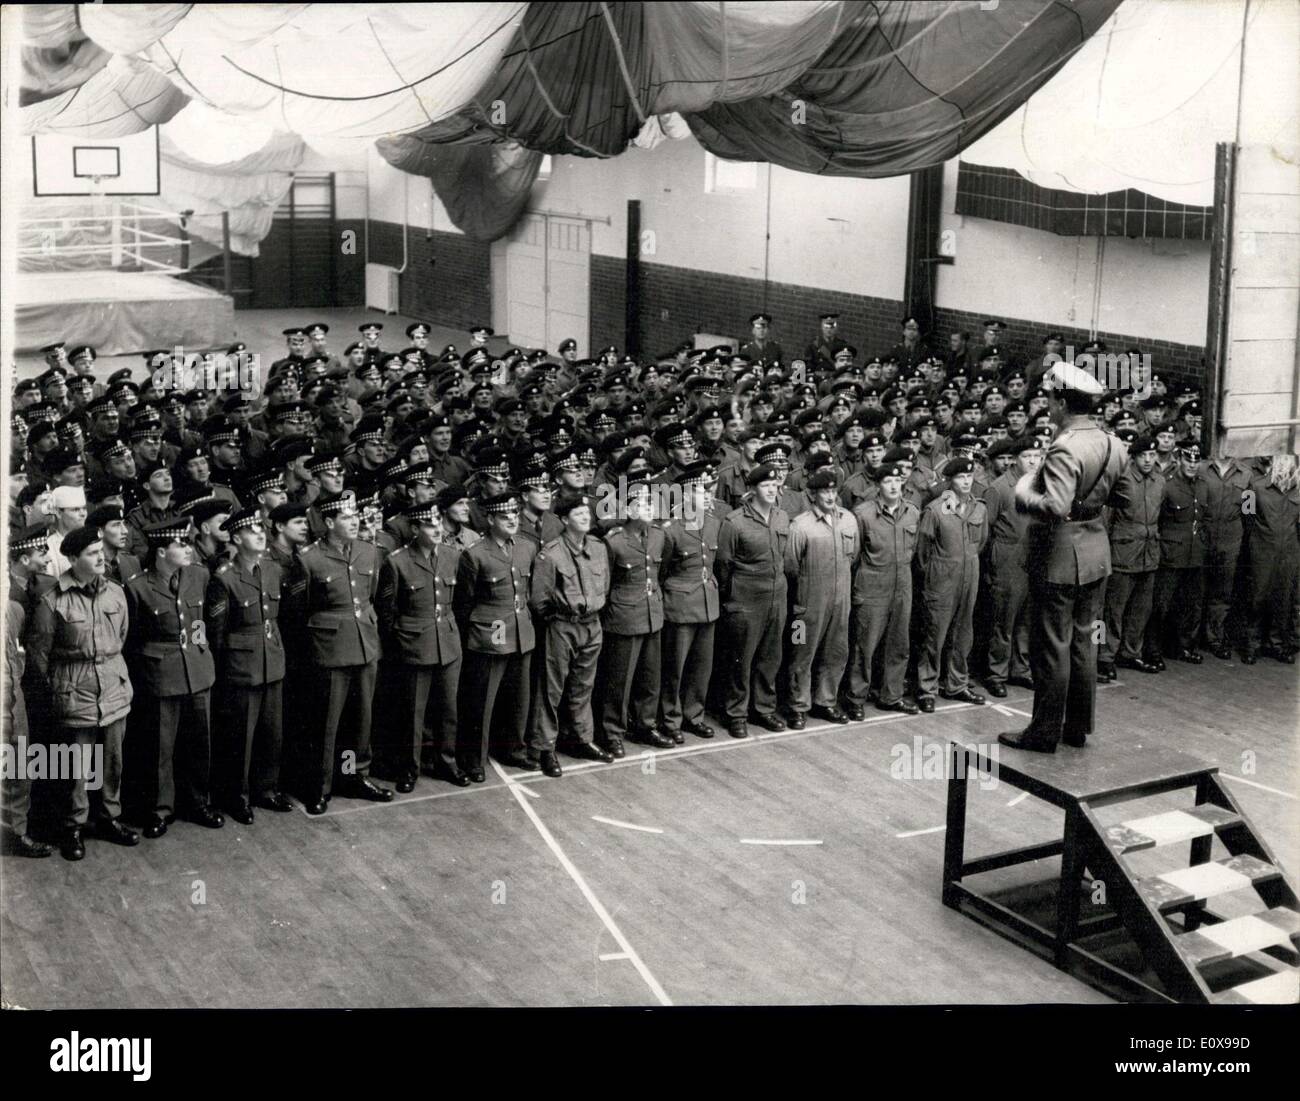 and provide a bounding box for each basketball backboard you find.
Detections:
[31,127,160,196]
